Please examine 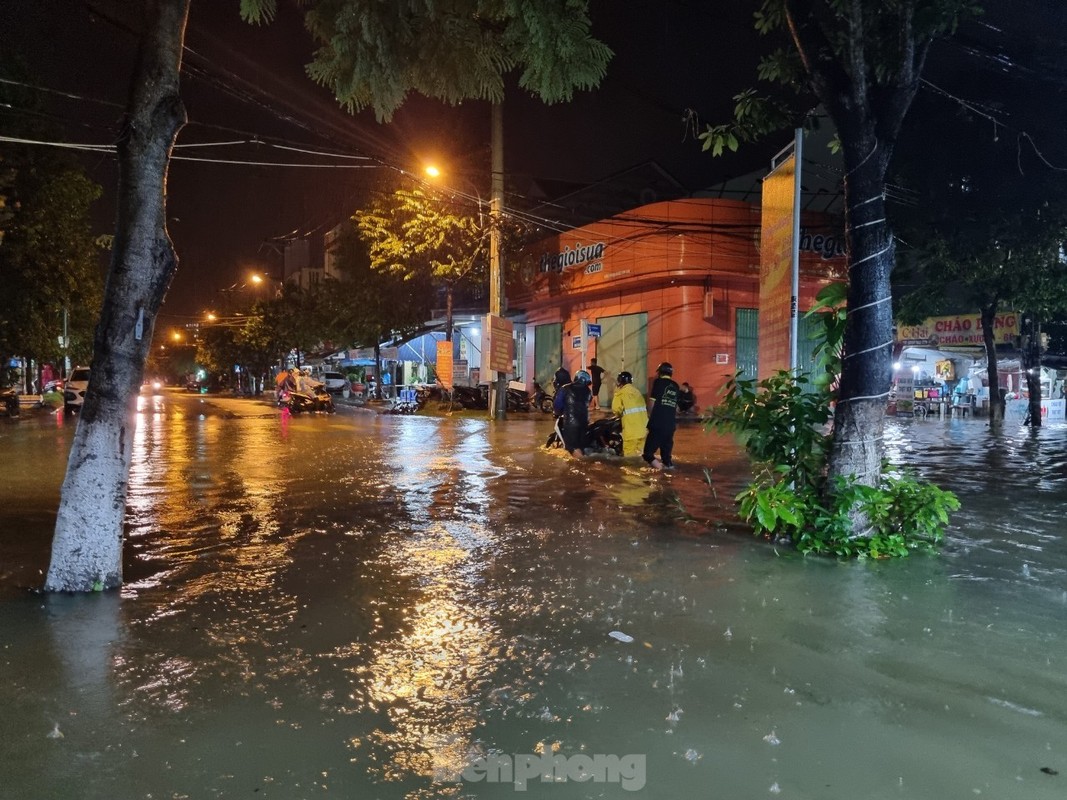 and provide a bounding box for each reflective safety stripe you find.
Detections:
[621,407,644,415]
